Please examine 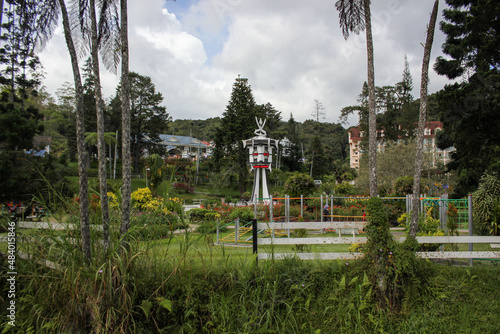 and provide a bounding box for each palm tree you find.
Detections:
[85,131,117,175]
[409,1,439,238]
[119,0,132,249]
[57,0,92,261]
[70,0,121,253]
[336,0,377,197]
[88,0,111,252]
[14,0,121,261]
